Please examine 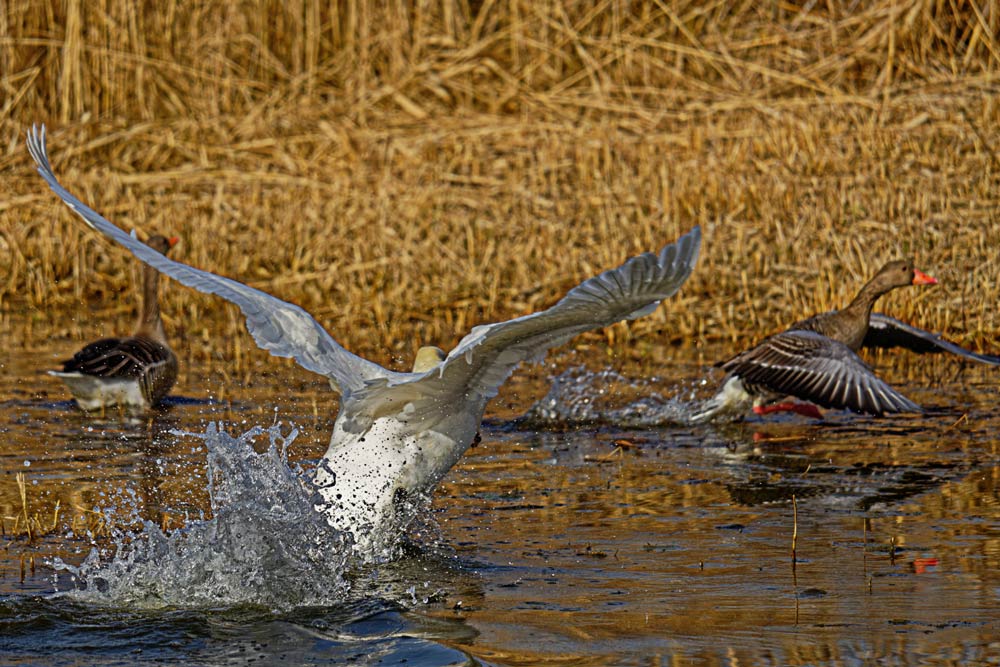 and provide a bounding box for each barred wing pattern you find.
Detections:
[27,124,398,397]
[62,336,171,378]
[721,329,922,416]
[55,335,178,406]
